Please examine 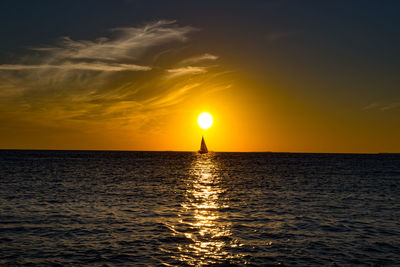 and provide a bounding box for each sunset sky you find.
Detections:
[0,1,399,153]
